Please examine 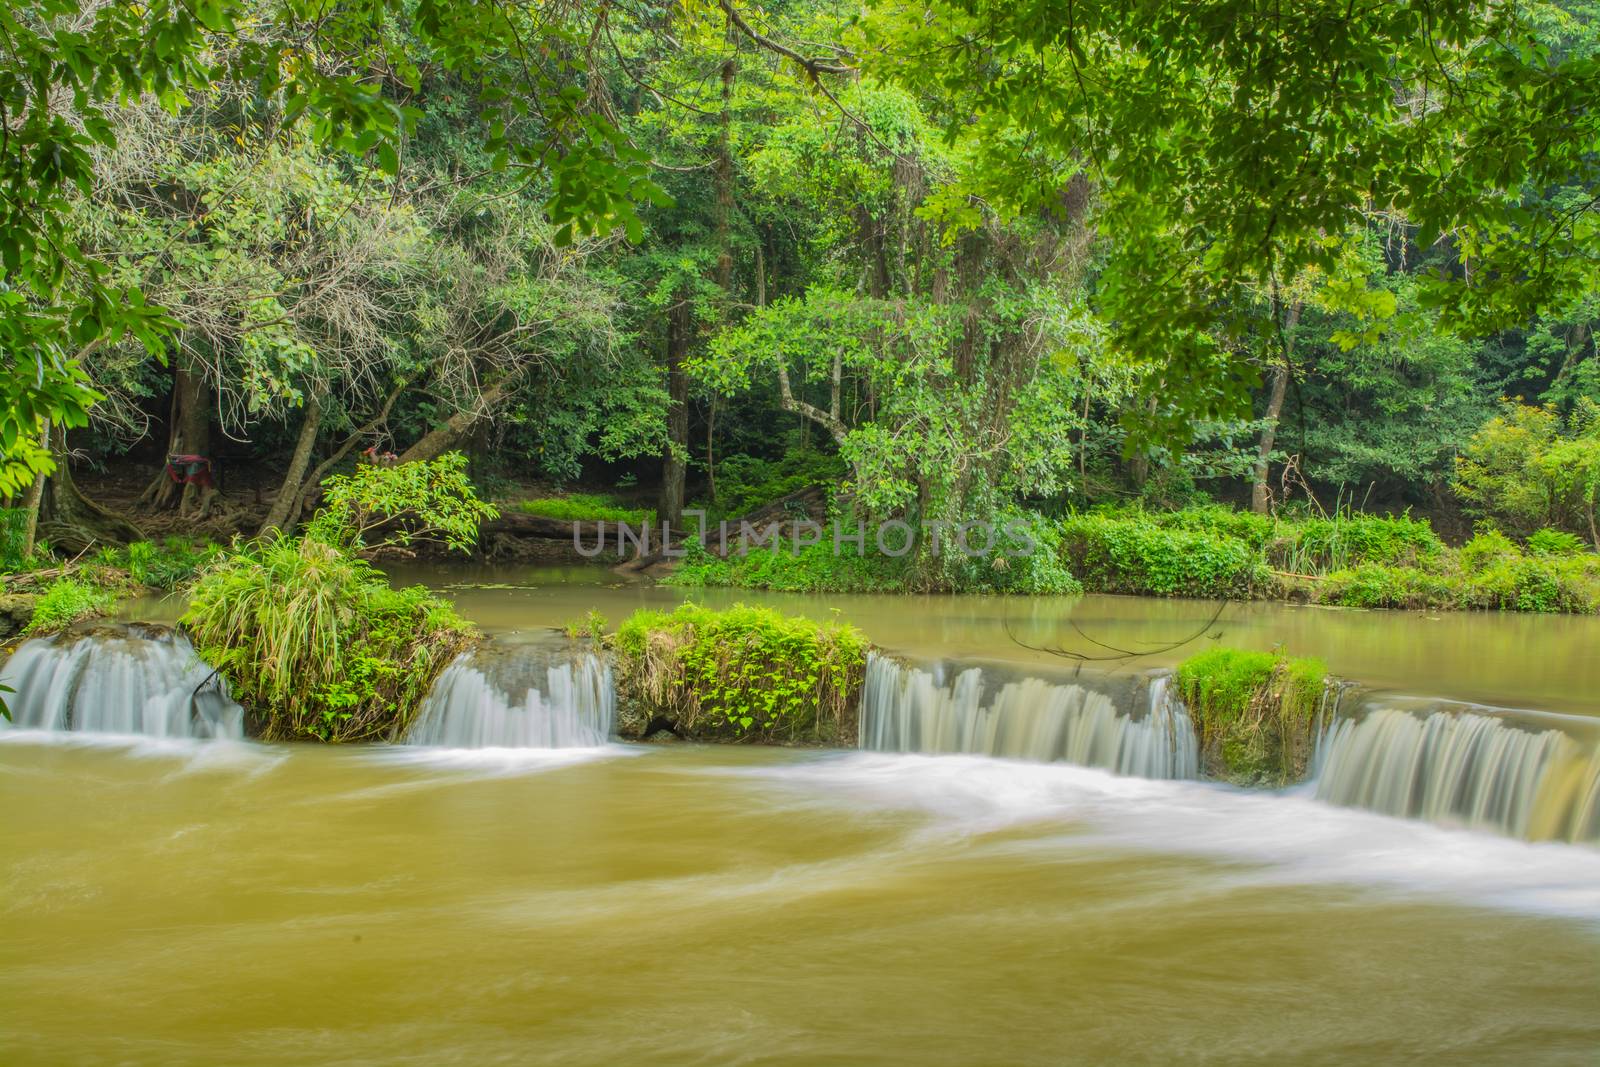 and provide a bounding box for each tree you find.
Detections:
[1,0,666,495]
[857,0,1600,442]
